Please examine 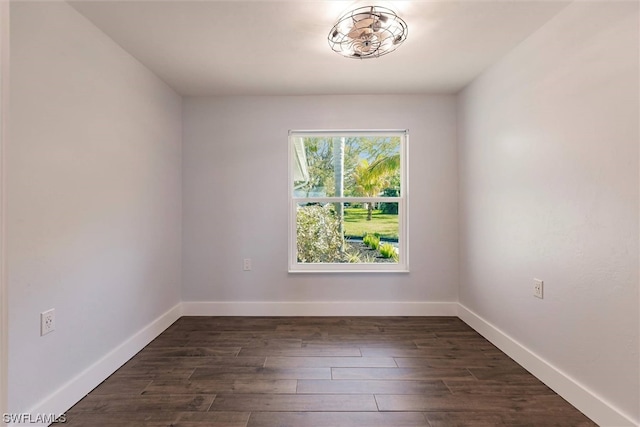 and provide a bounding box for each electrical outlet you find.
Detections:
[533,279,543,299]
[41,309,55,335]
[243,258,252,271]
